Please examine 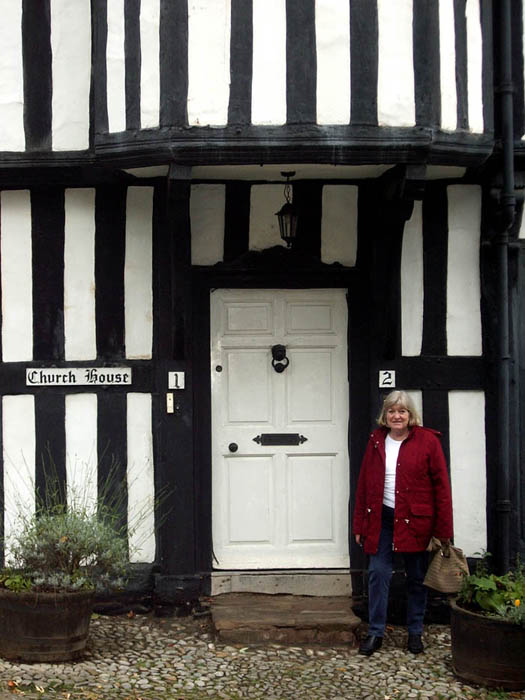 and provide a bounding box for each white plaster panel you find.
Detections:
[406,390,423,424]
[377,0,415,127]
[448,390,486,557]
[321,185,357,266]
[106,0,126,134]
[190,184,226,265]
[125,187,153,359]
[439,0,457,132]
[1,191,33,362]
[65,394,98,514]
[466,0,484,133]
[252,0,287,125]
[0,1,24,151]
[188,0,231,126]
[401,201,423,356]
[249,185,285,251]
[127,393,156,563]
[426,166,466,180]
[140,0,160,129]
[519,209,525,239]
[446,185,482,356]
[51,0,91,150]
[3,395,35,551]
[315,0,350,125]
[64,189,96,360]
